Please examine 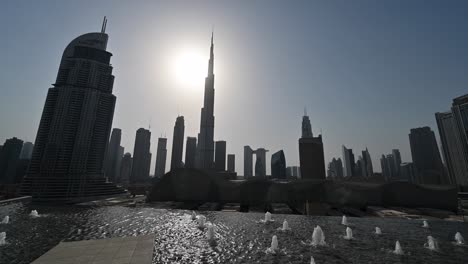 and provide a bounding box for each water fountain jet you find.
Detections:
[206,223,216,244]
[393,241,404,255]
[197,215,207,228]
[30,210,39,218]
[341,215,348,225]
[0,232,5,245]
[311,225,326,246]
[310,256,316,264]
[454,232,465,245]
[424,236,439,251]
[422,220,429,228]
[266,235,279,254]
[375,227,382,235]
[344,227,353,240]
[1,216,9,224]
[191,211,197,220]
[277,220,291,231]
